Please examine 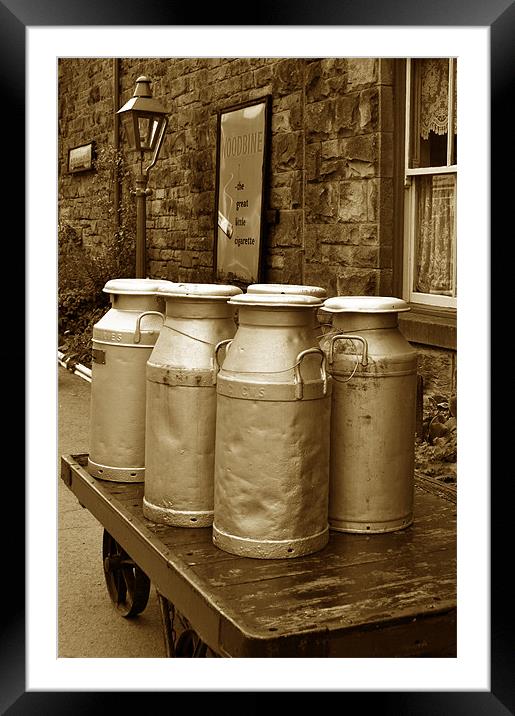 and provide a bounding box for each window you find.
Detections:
[403,58,457,310]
